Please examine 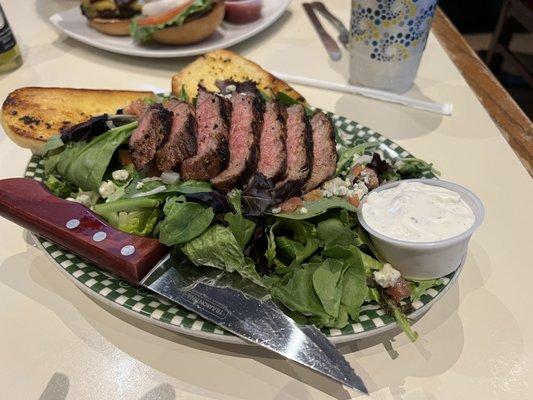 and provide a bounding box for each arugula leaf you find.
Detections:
[181,224,265,287]
[271,197,358,220]
[409,278,443,301]
[55,122,137,192]
[276,91,300,106]
[158,197,214,245]
[335,142,379,177]
[396,157,441,179]
[224,191,256,250]
[130,0,214,43]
